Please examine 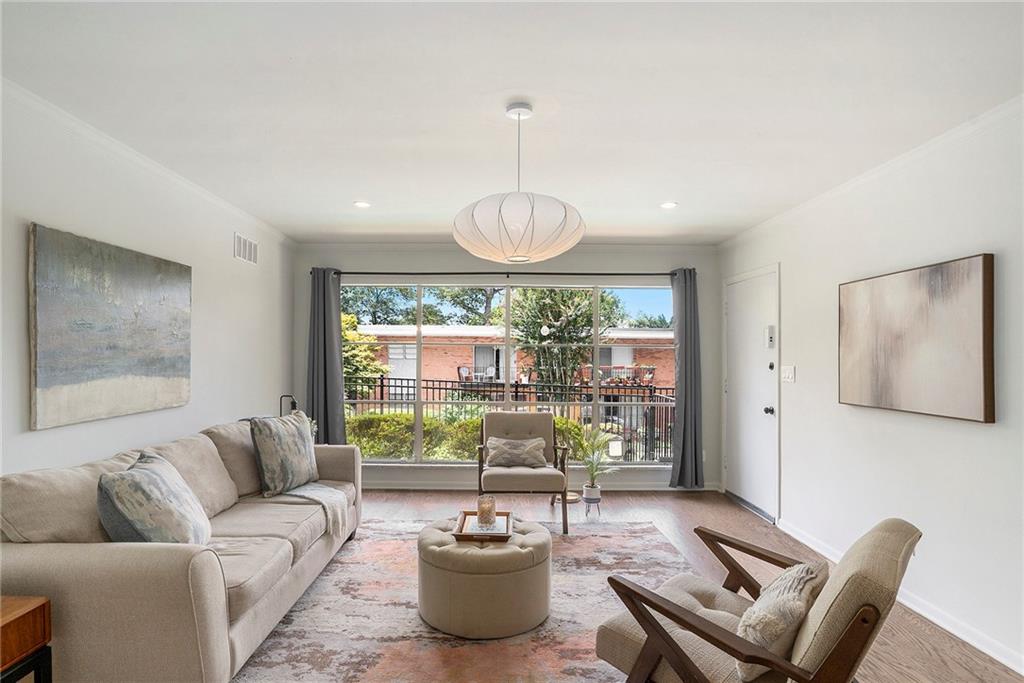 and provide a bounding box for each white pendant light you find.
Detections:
[454,103,585,264]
